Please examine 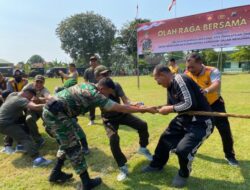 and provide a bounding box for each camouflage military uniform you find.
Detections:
[49,78,87,153]
[43,83,115,174]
